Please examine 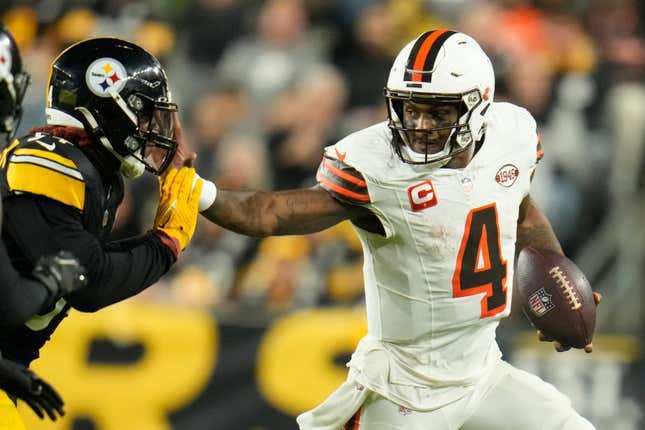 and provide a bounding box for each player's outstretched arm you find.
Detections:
[171,111,356,237]
[201,185,353,237]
